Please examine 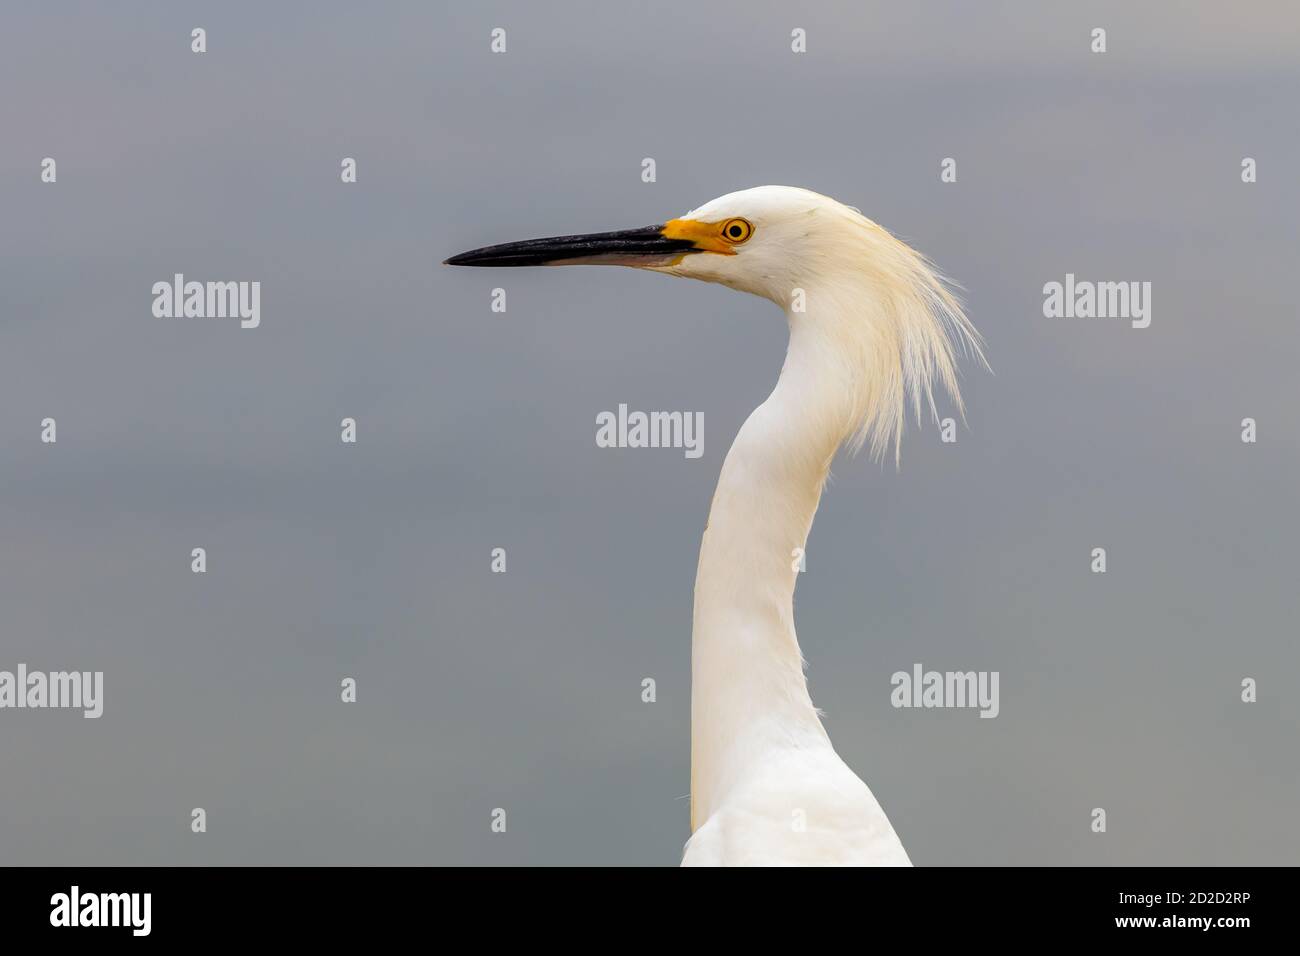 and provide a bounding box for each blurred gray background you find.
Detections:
[1,1,1297,865]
